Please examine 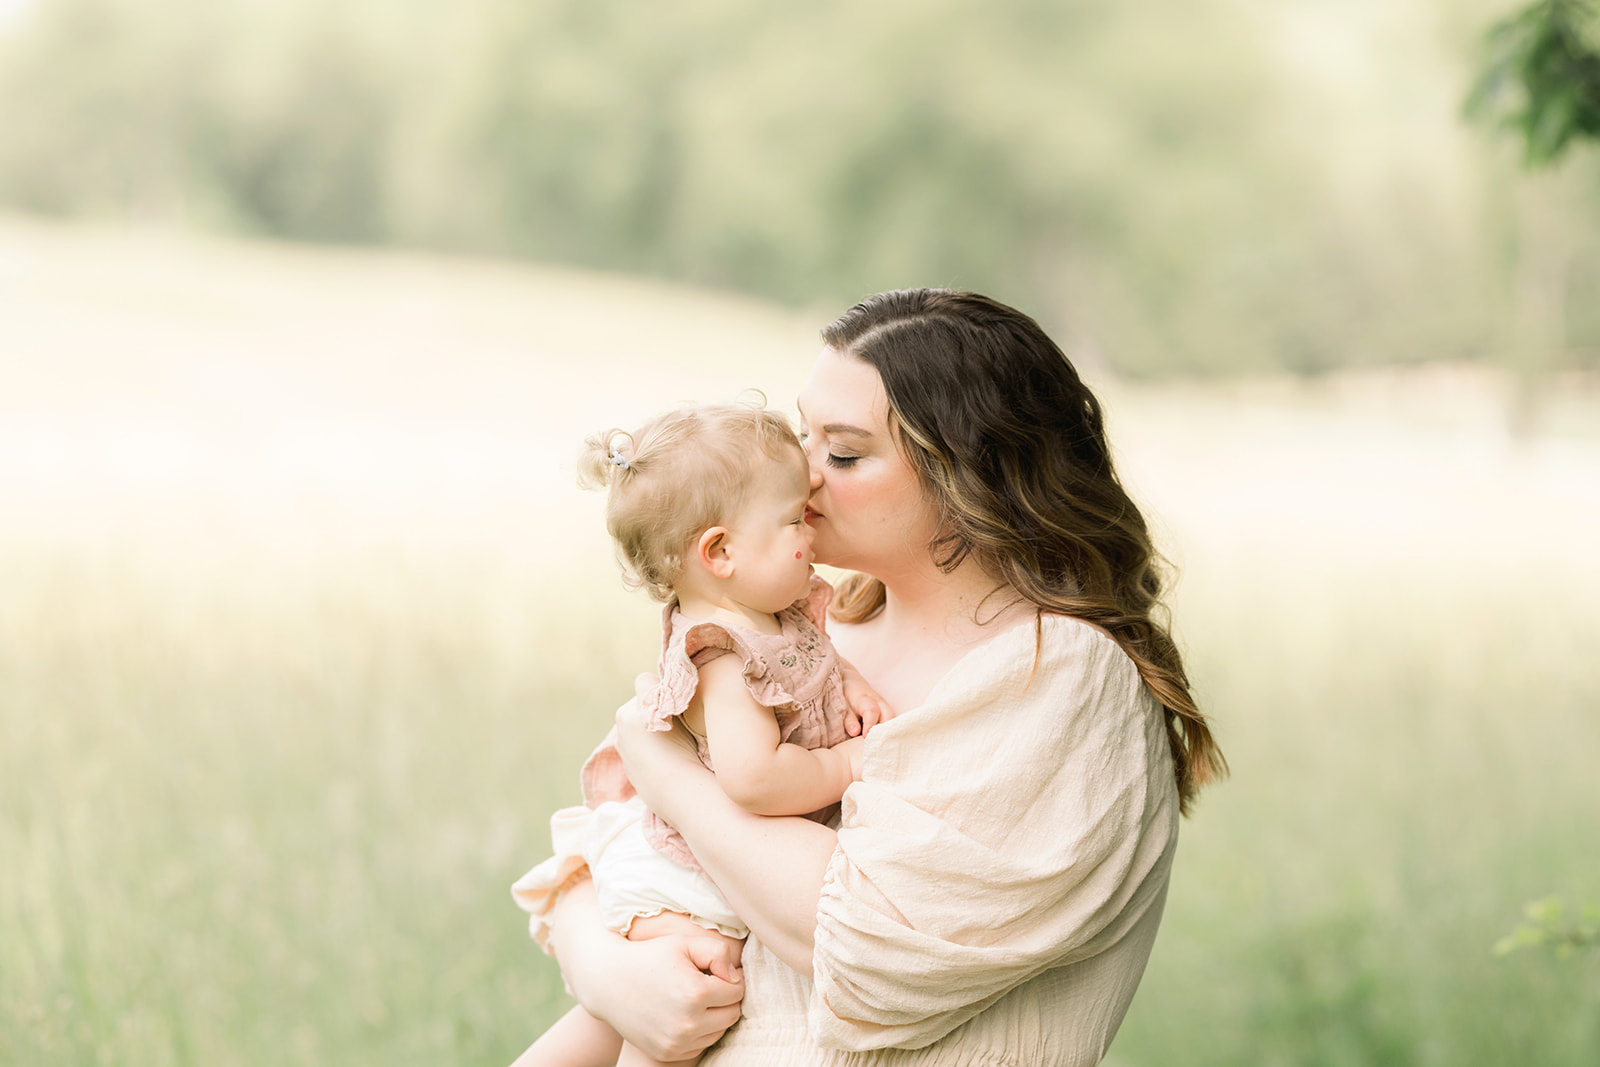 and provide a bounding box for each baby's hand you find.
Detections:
[839,660,896,737]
